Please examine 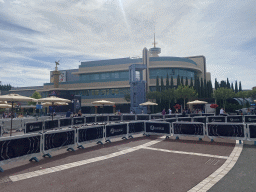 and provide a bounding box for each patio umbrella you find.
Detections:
[0,94,36,136]
[187,100,208,104]
[92,100,115,121]
[0,101,7,104]
[139,101,158,106]
[0,104,12,108]
[37,96,71,120]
